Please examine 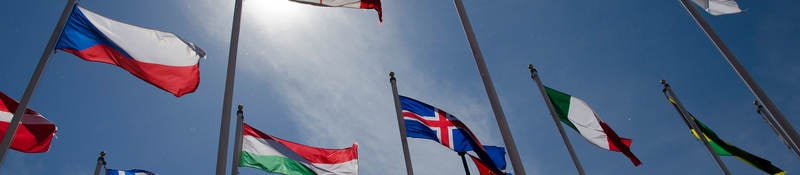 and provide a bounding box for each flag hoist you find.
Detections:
[215,1,381,174]
[662,80,786,175]
[450,0,526,174]
[389,72,510,175]
[678,0,800,159]
[0,0,77,165]
[0,0,206,166]
[528,65,642,175]
[388,72,415,175]
[231,105,359,175]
